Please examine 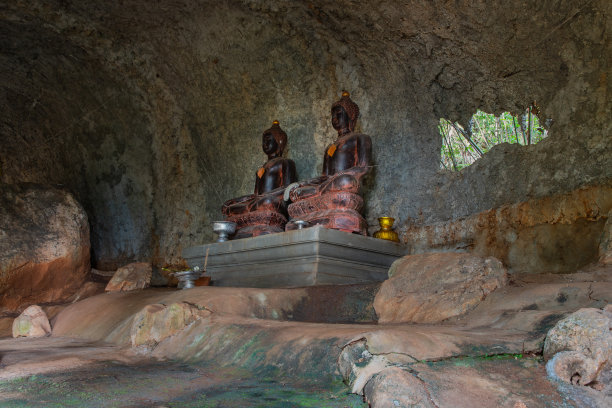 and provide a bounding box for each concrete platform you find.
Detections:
[183,226,409,287]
